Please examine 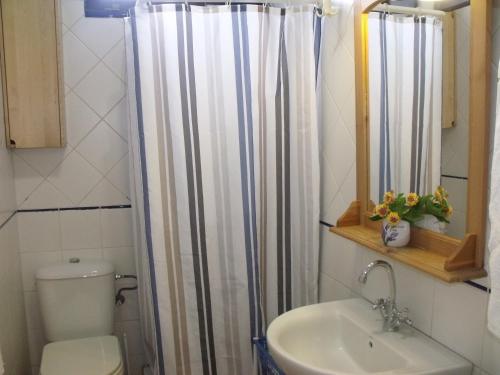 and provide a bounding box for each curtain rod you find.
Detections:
[372,4,446,17]
[144,0,338,14]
